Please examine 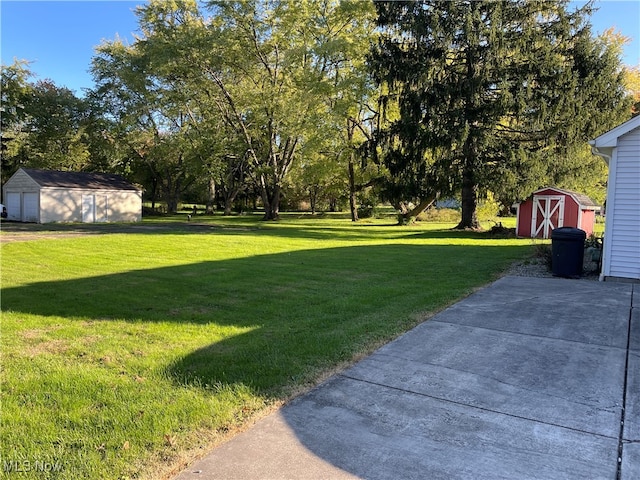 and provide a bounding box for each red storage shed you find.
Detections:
[515,187,600,239]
